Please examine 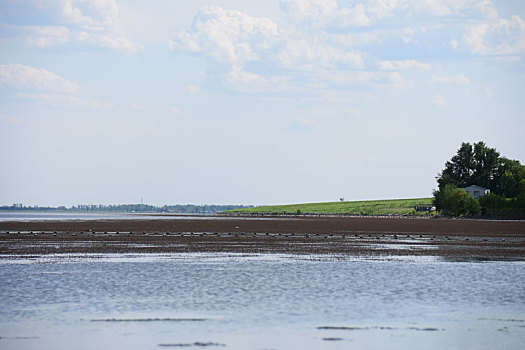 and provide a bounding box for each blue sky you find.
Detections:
[1,0,524,206]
